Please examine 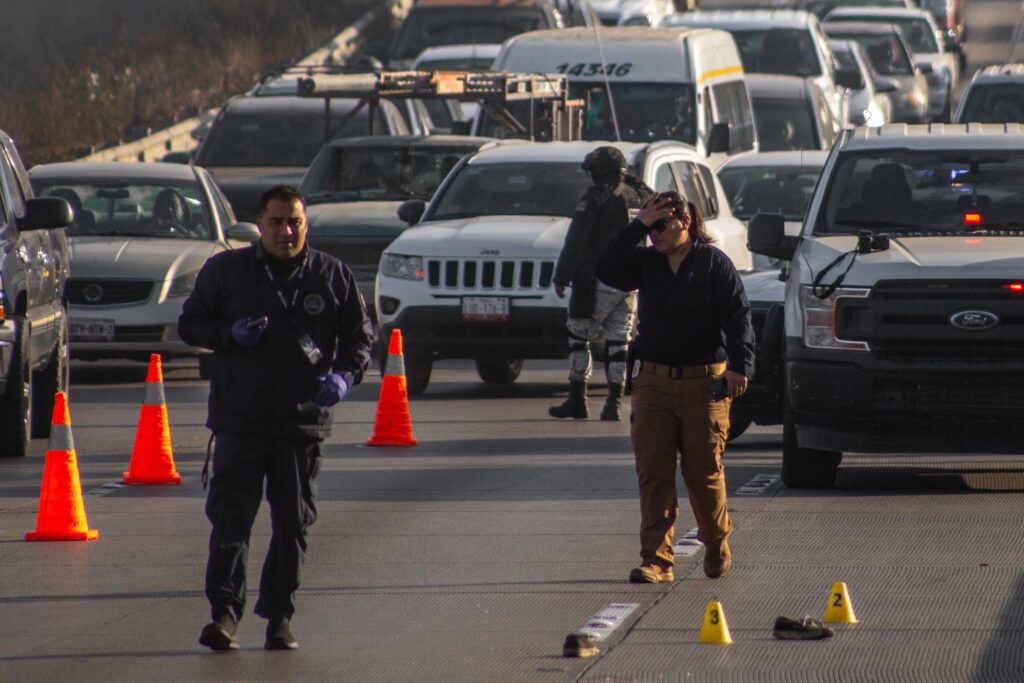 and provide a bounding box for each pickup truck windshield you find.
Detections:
[959,84,1024,123]
[818,151,1024,233]
[430,162,590,220]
